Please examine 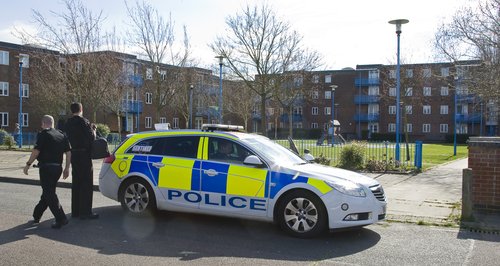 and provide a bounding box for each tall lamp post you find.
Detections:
[18,55,26,148]
[215,55,224,124]
[189,85,194,129]
[330,85,338,146]
[389,19,409,162]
